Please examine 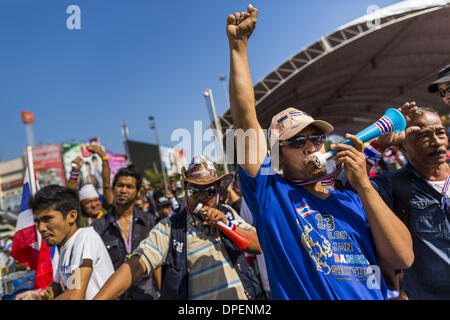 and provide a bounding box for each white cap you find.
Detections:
[78,184,99,201]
